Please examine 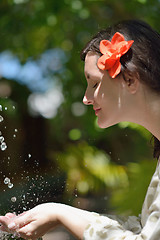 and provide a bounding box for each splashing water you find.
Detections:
[118,95,121,108]
[0,231,43,240]
[0,114,7,151]
[8,183,14,189]
[1,142,7,151]
[0,136,4,143]
[4,177,14,189]
[11,197,17,203]
[4,177,10,184]
[0,115,3,122]
[0,106,44,240]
